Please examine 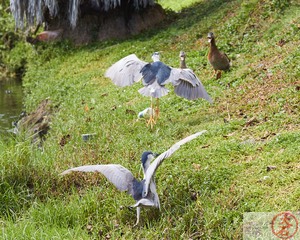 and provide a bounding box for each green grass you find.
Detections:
[1,0,300,239]
[157,0,199,11]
